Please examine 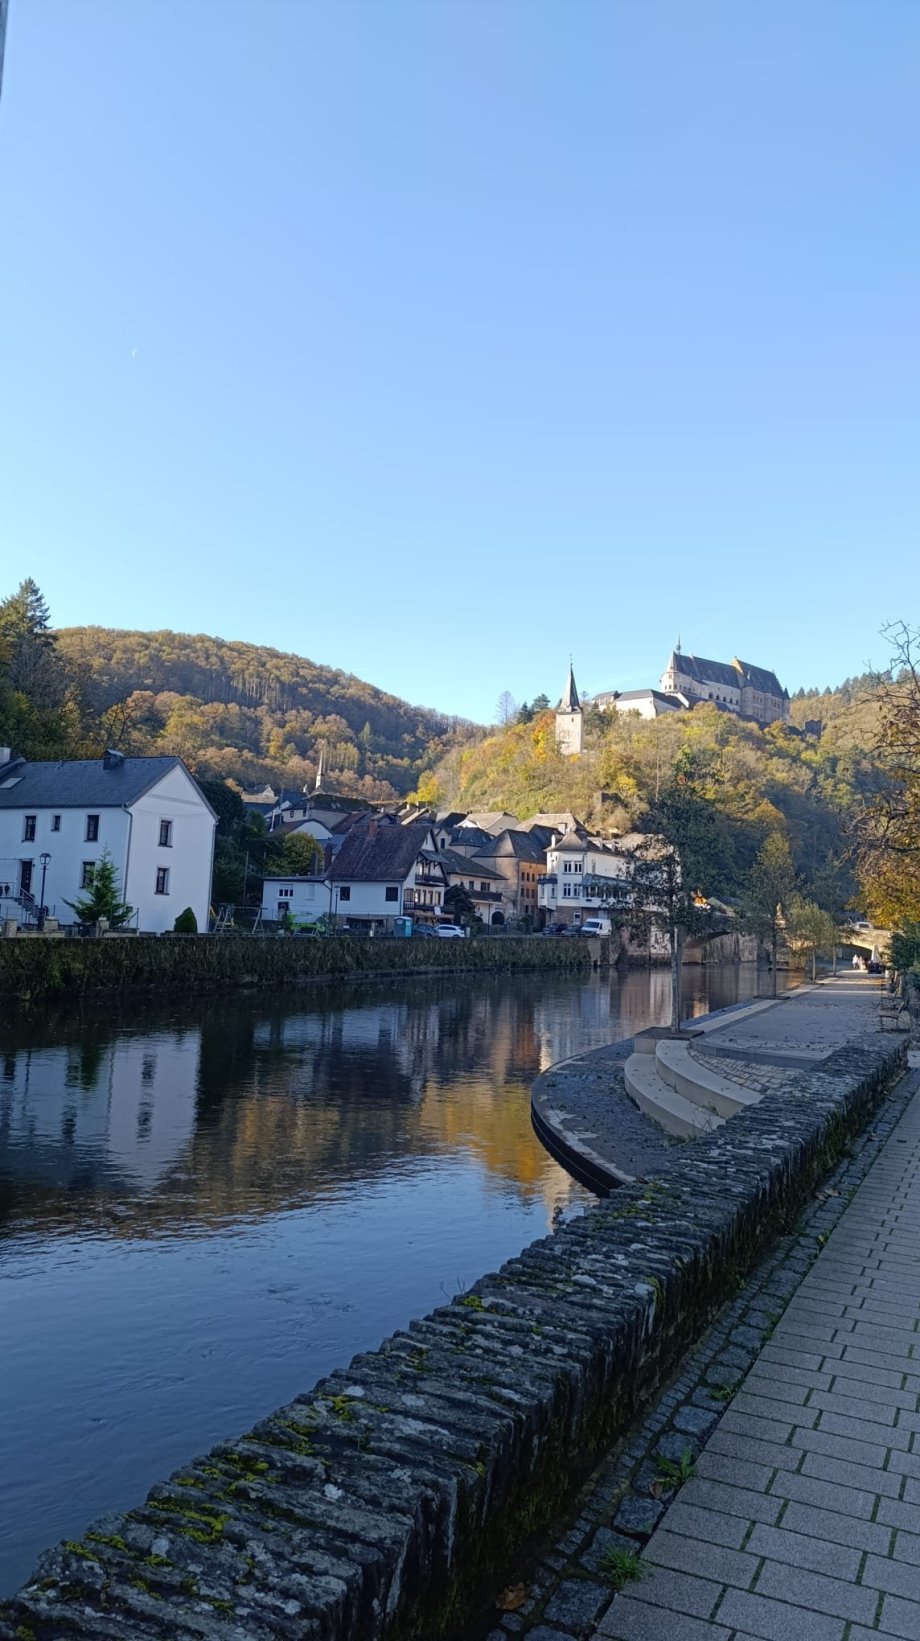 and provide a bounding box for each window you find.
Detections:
[52,814,61,832]
[85,815,99,842]
[155,867,170,895]
[81,862,95,889]
[338,886,351,902]
[385,886,399,902]
[158,819,173,848]
[23,815,36,842]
